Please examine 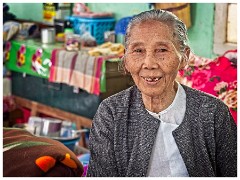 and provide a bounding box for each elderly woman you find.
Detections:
[87,9,237,177]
